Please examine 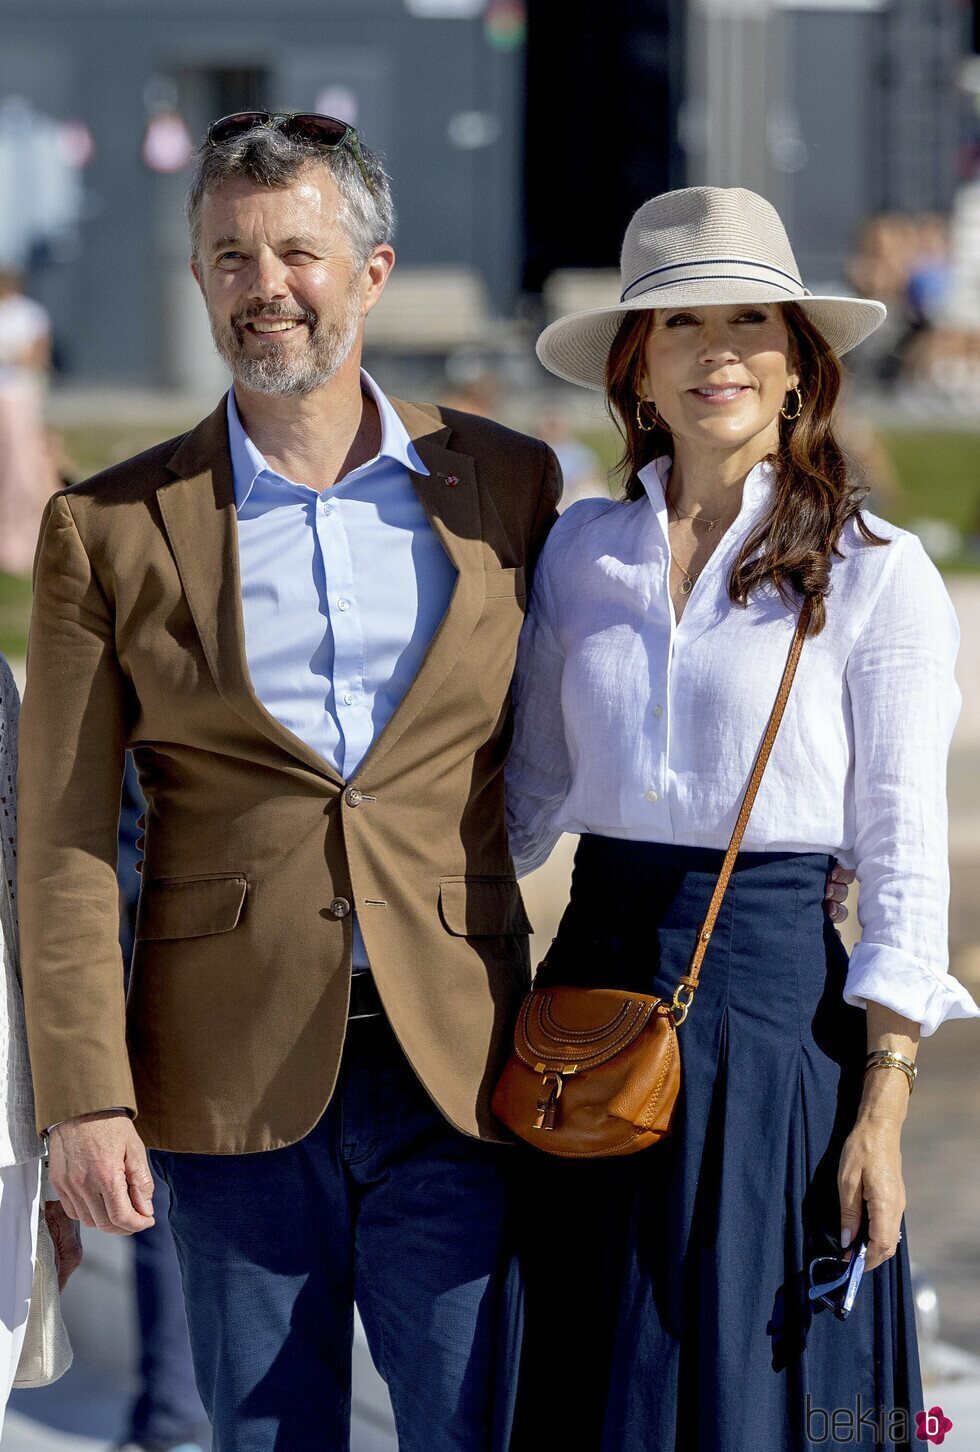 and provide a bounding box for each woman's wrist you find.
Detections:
[861,1003,919,1128]
[857,1064,911,1128]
